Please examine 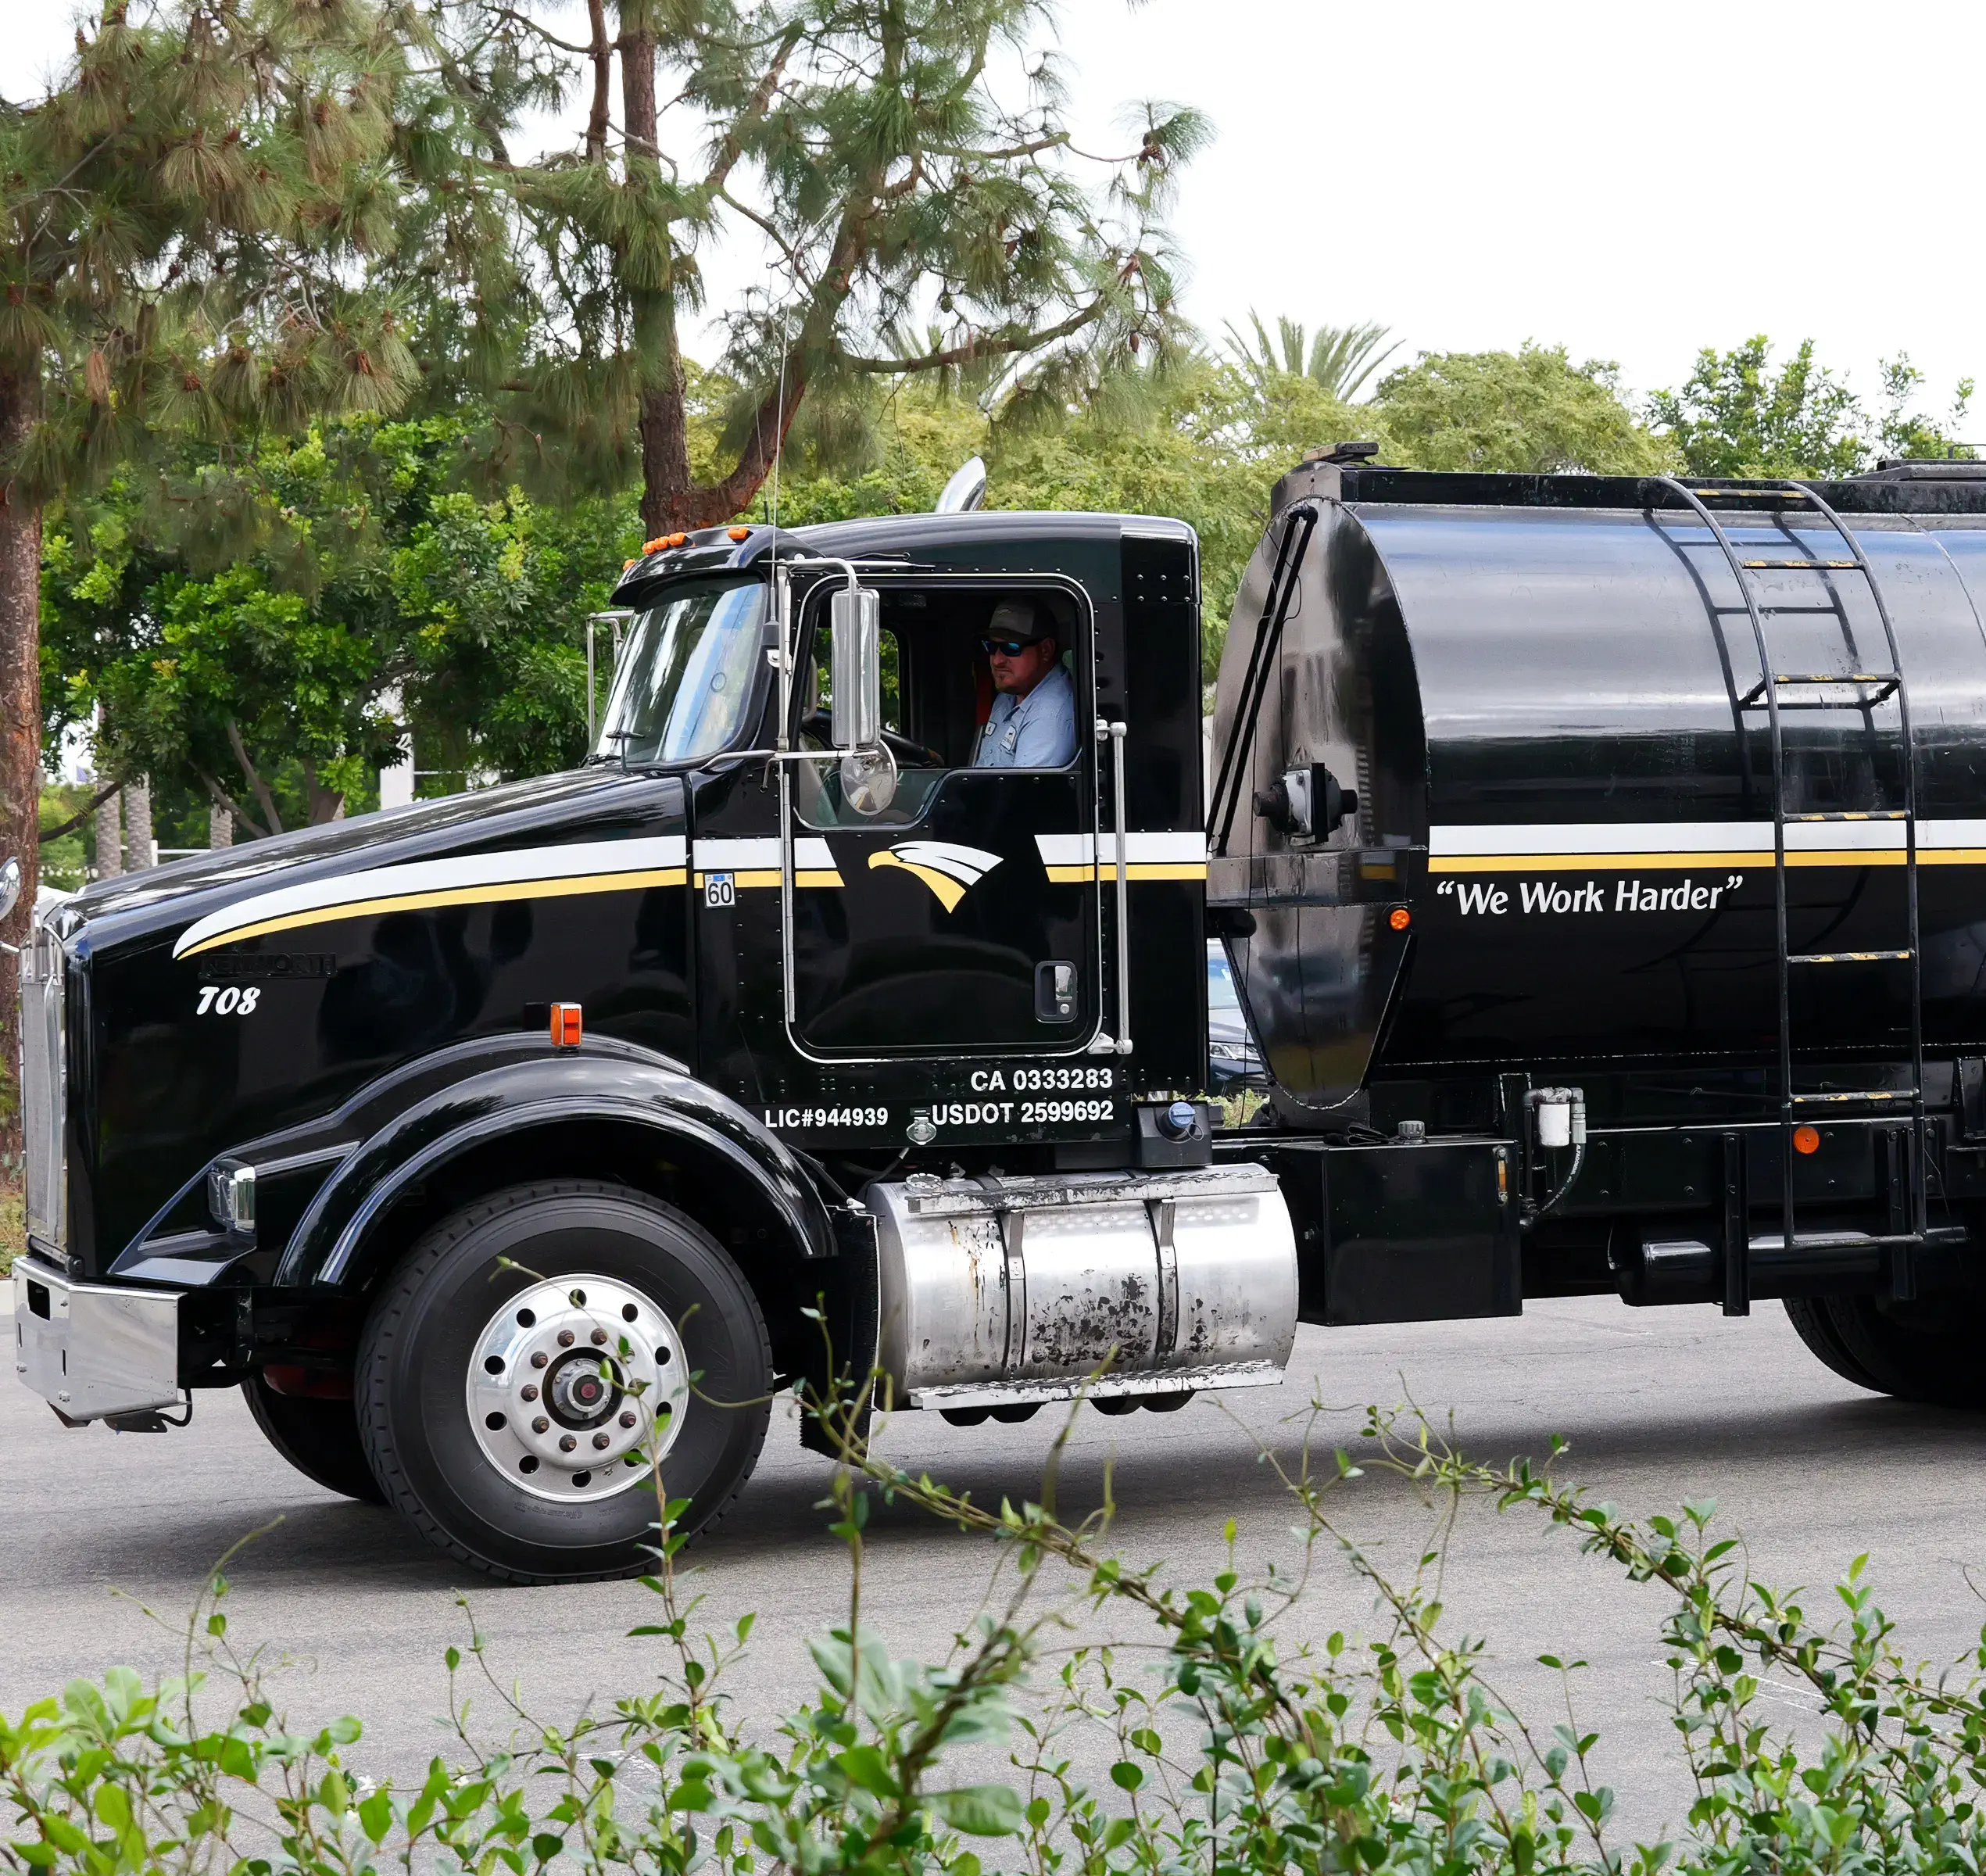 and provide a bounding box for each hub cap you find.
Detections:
[466,1275,690,1502]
